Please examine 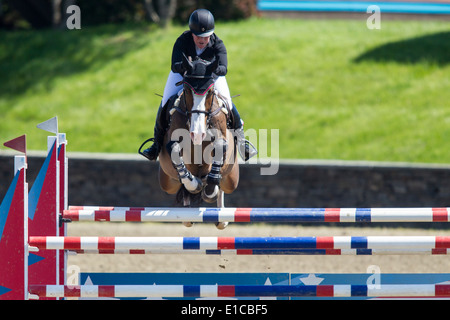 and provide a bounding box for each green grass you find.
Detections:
[0,18,449,163]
